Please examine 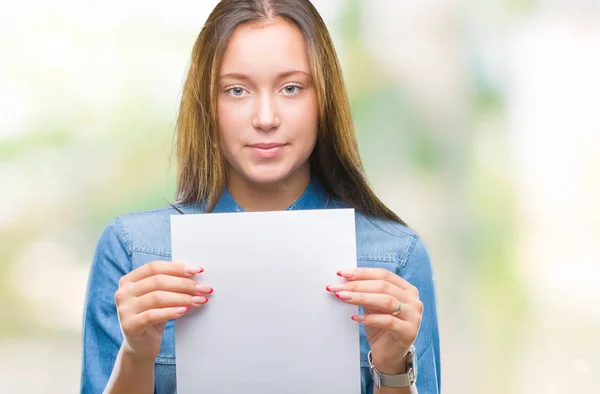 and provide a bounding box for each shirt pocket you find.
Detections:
[357,257,400,271]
